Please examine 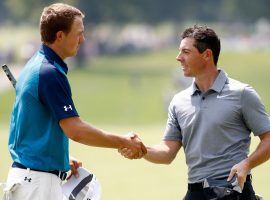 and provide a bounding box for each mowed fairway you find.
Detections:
[1,49,270,199]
